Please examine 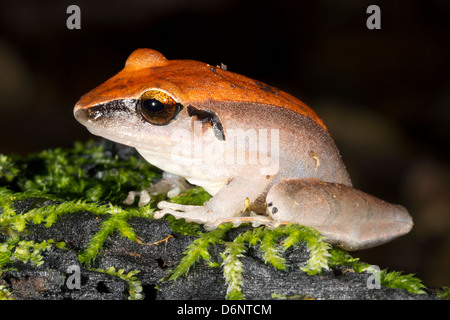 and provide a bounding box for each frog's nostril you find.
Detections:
[74,106,94,124]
